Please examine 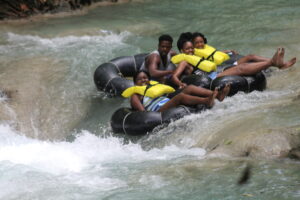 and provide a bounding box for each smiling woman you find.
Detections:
[128,70,224,112]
